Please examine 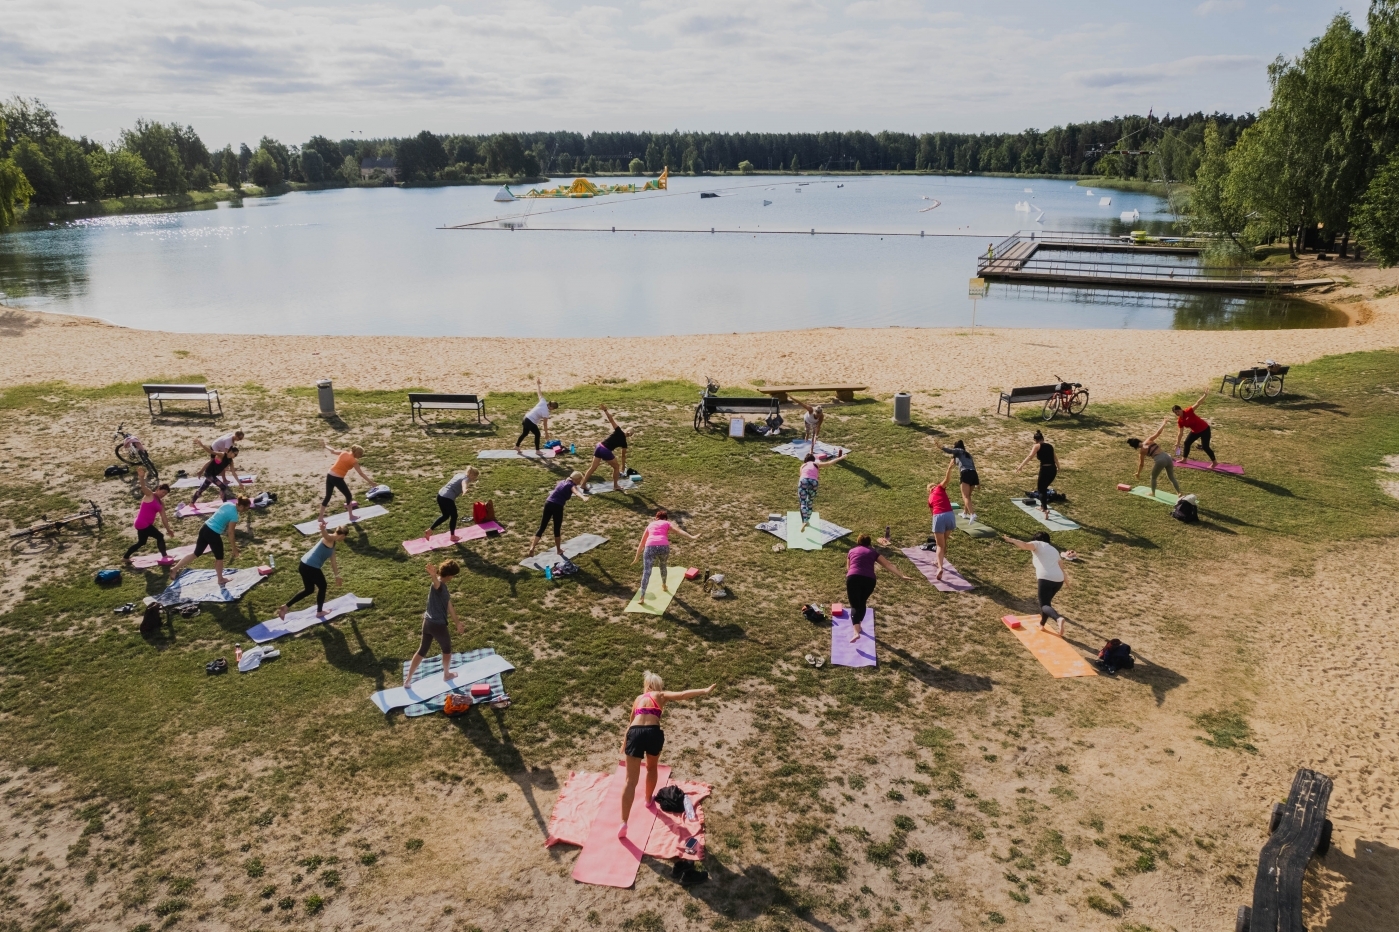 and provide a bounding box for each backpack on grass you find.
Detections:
[1171,495,1199,523]
[140,603,163,636]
